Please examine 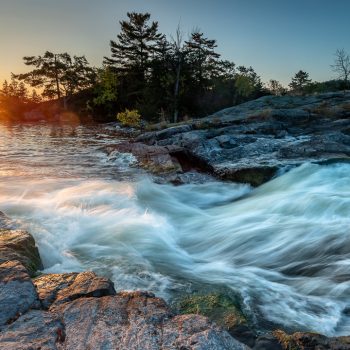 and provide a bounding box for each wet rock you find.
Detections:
[0,211,16,229]
[108,142,183,174]
[0,229,43,275]
[0,260,40,326]
[253,334,283,350]
[0,309,63,350]
[34,271,116,308]
[273,329,350,350]
[215,166,278,187]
